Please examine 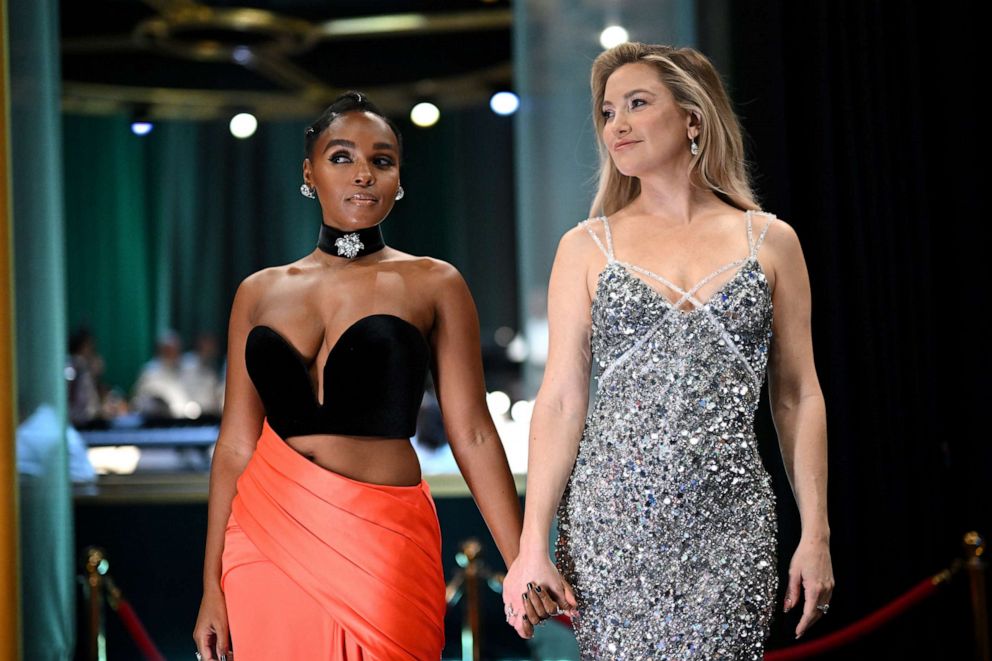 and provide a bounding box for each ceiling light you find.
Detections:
[229,112,258,139]
[600,25,629,49]
[489,91,519,116]
[410,102,440,128]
